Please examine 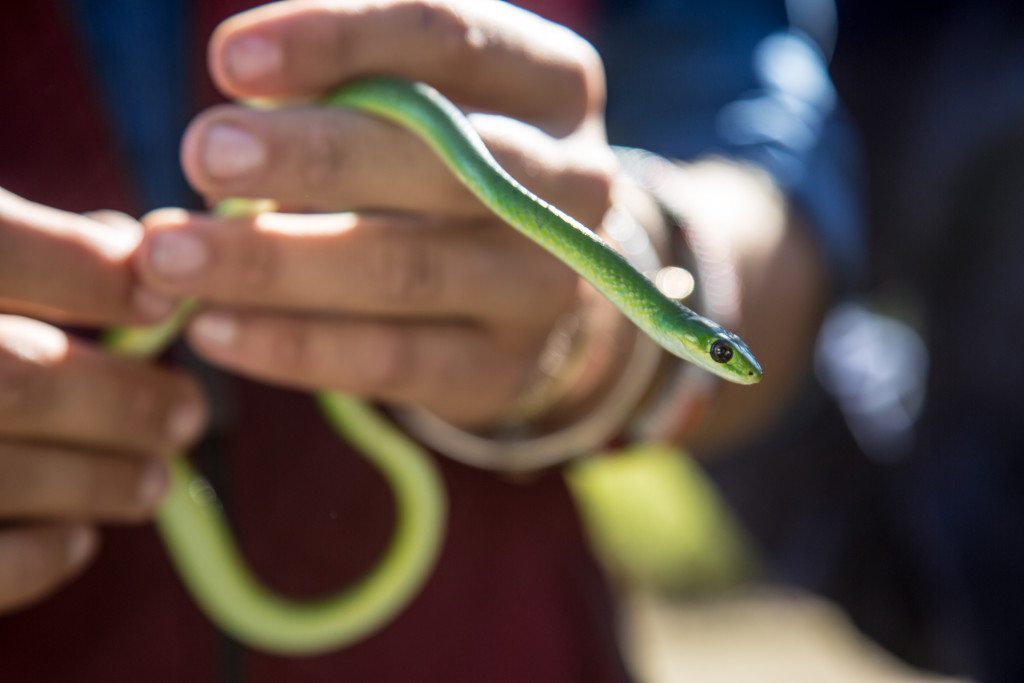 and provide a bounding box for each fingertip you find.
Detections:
[83,209,143,236]
[130,287,179,323]
[207,15,242,98]
[208,8,285,98]
[136,460,171,509]
[133,209,198,298]
[187,310,241,352]
[223,34,284,91]
[141,207,192,230]
[180,106,270,196]
[0,315,69,365]
[0,524,99,612]
[180,114,208,191]
[65,525,98,568]
[166,392,209,447]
